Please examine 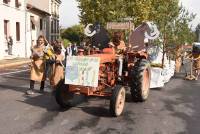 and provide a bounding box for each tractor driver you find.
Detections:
[109,32,126,80]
